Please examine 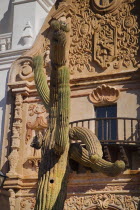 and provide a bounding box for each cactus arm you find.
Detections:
[69,127,103,158]
[33,56,50,110]
[70,143,125,177]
